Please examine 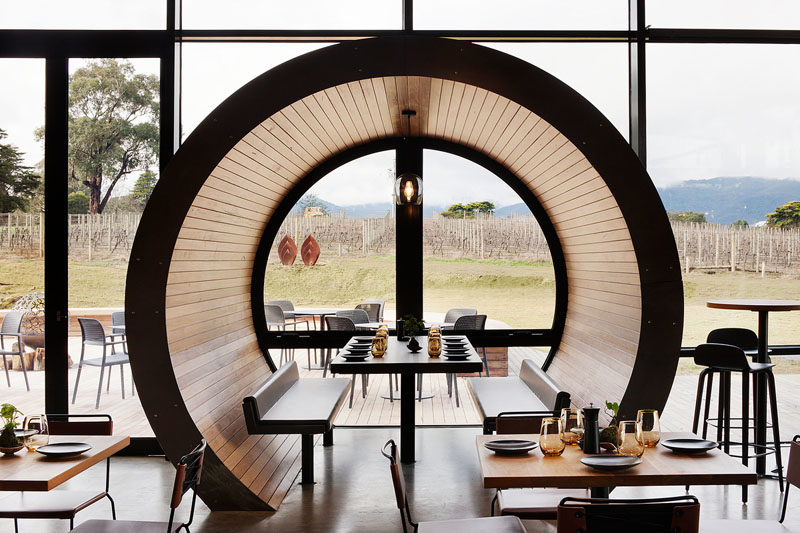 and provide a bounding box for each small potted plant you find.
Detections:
[402,314,425,352]
[0,403,24,455]
[599,400,619,452]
